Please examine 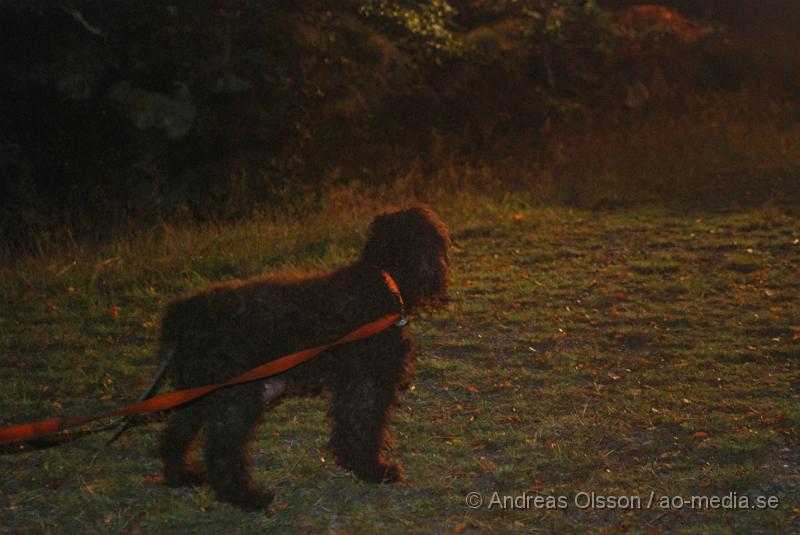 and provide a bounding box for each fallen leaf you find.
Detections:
[471,441,488,451]
[449,523,467,535]
[143,473,164,483]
